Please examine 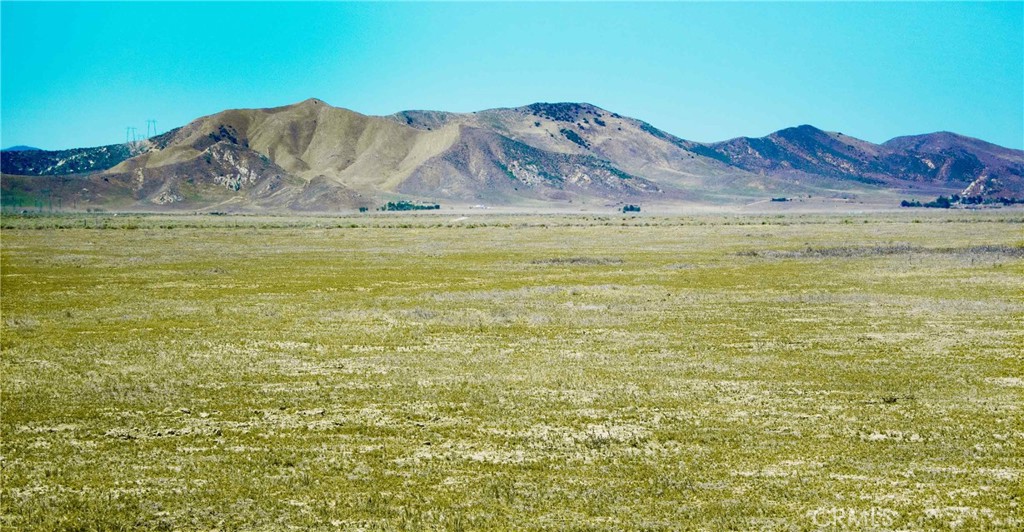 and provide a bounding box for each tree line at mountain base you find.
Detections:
[901,194,1023,208]
[379,201,441,211]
